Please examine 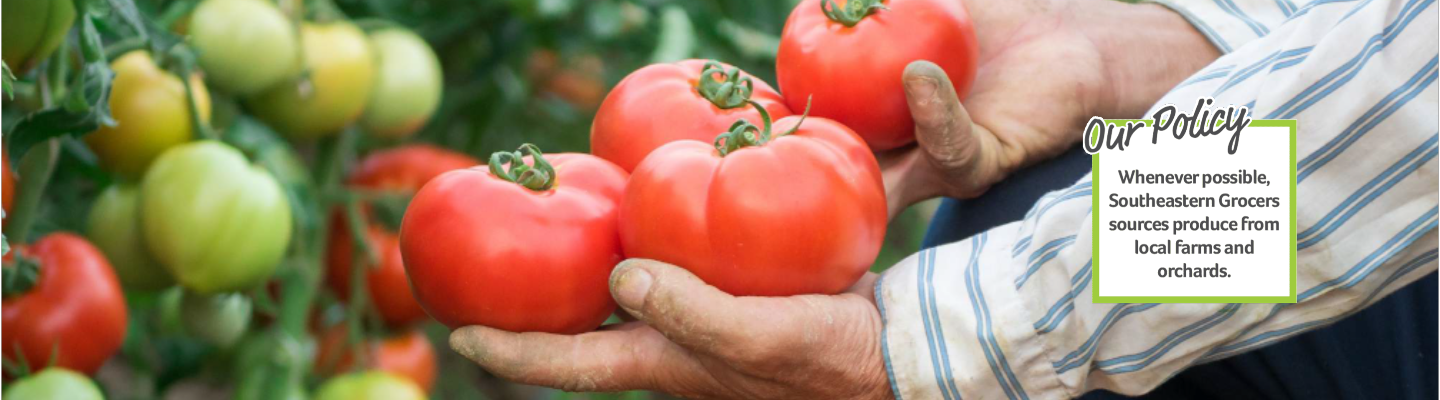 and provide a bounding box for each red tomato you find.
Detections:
[592,59,792,172]
[3,152,15,217]
[328,145,478,327]
[2,233,128,375]
[399,145,627,333]
[776,0,978,151]
[314,325,437,393]
[620,109,886,296]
